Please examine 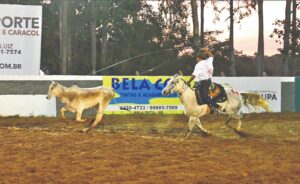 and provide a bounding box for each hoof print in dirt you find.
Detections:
[201,131,212,137]
[80,128,90,133]
[234,129,250,137]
